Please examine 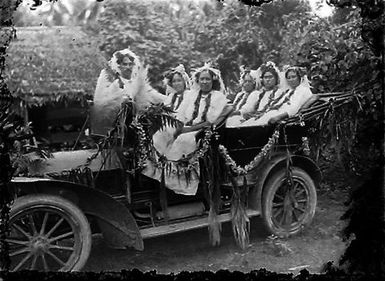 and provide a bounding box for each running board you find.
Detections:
[140,209,260,239]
